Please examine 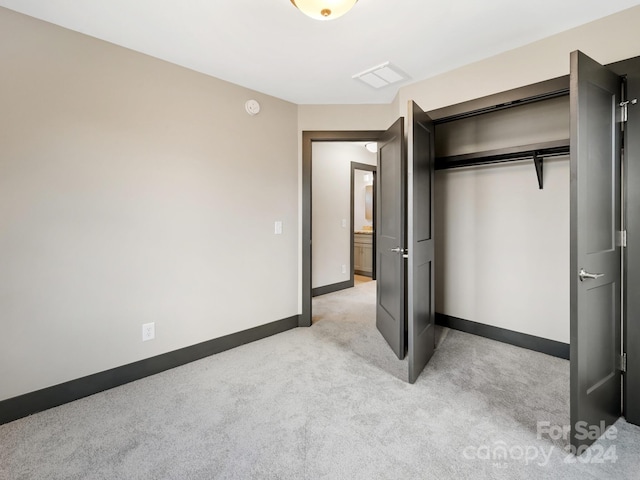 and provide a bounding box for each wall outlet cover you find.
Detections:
[142,322,155,342]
